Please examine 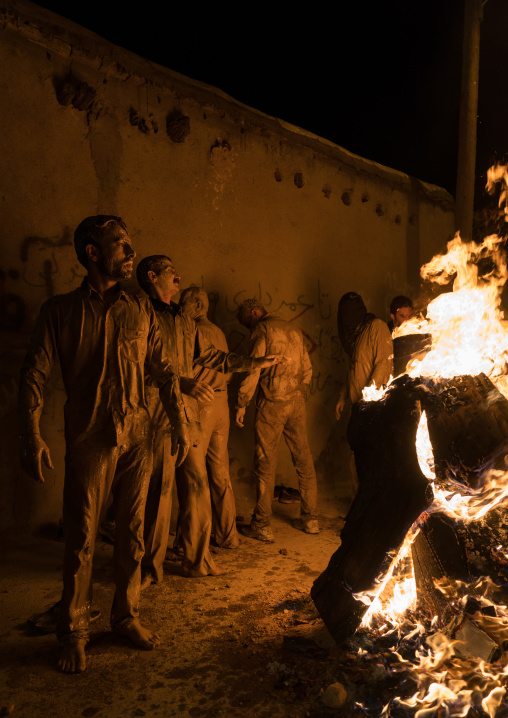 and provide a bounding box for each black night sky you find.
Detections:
[34,0,508,211]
